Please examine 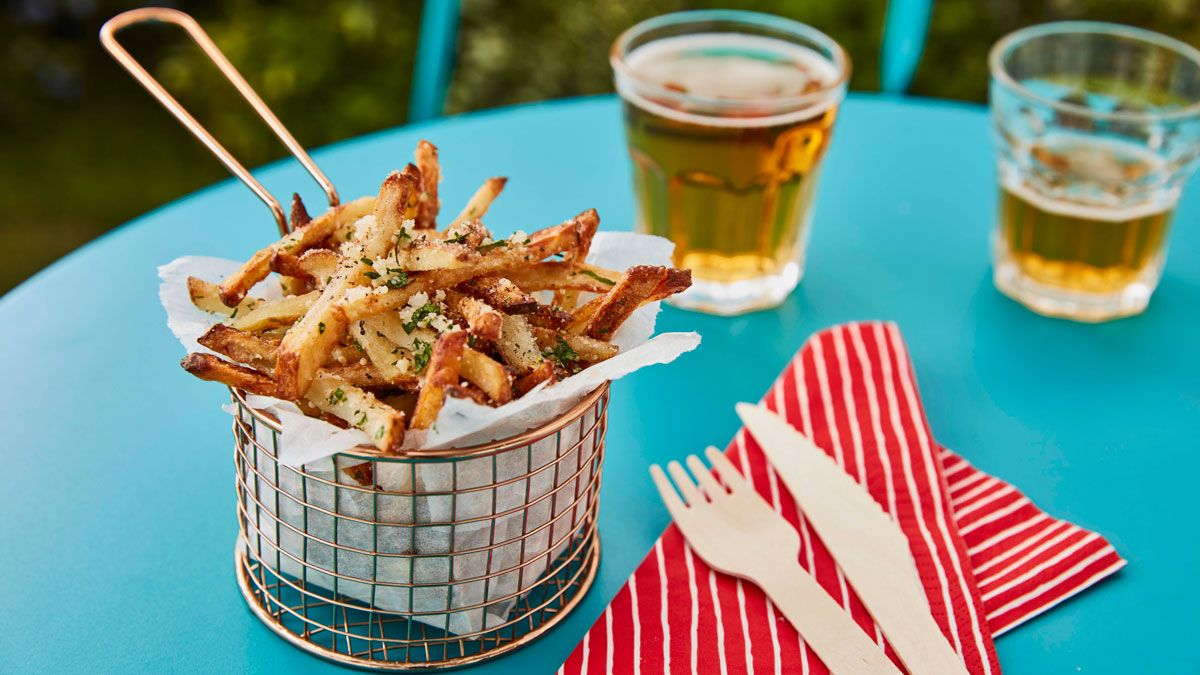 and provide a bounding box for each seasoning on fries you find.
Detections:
[180,141,692,453]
